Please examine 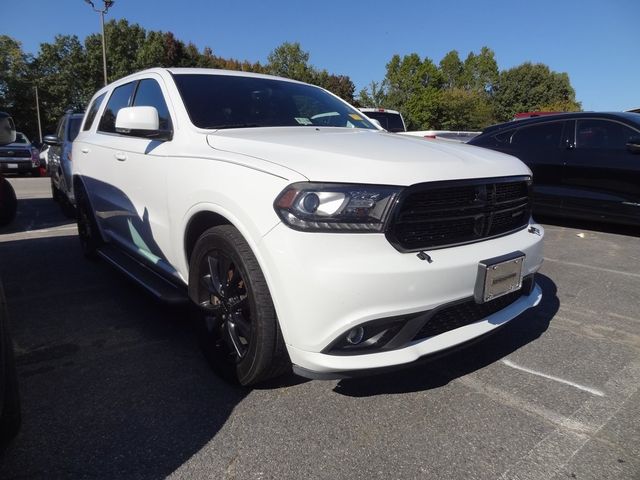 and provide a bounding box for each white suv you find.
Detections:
[73,68,544,385]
